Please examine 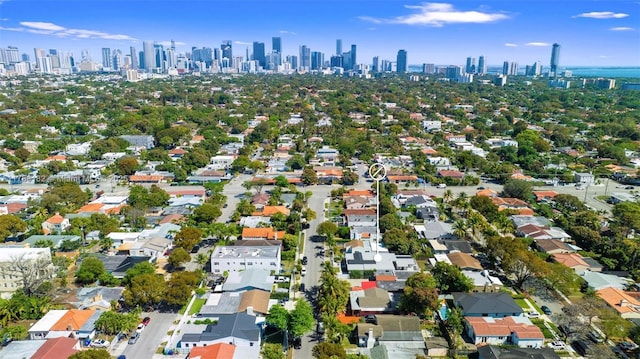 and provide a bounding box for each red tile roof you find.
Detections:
[31,337,78,359]
[129,175,164,182]
[188,343,235,359]
[46,213,66,224]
